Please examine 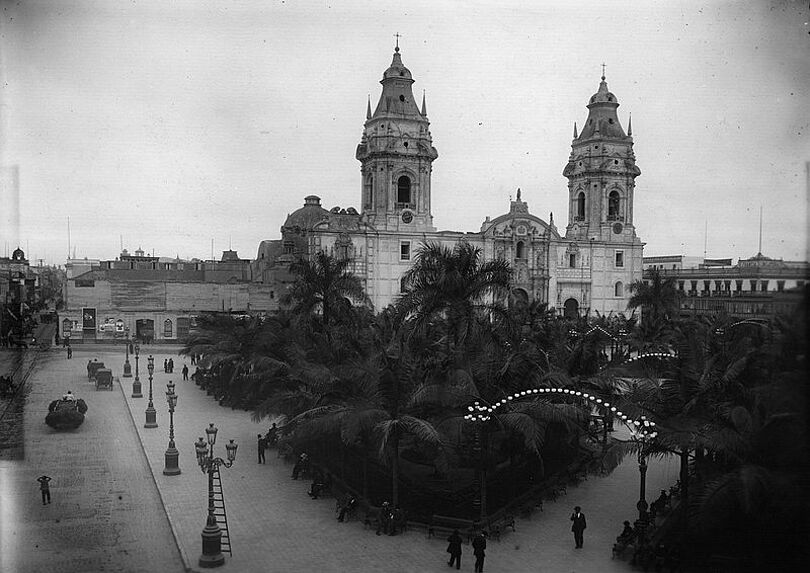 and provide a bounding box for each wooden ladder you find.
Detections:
[211,465,232,555]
